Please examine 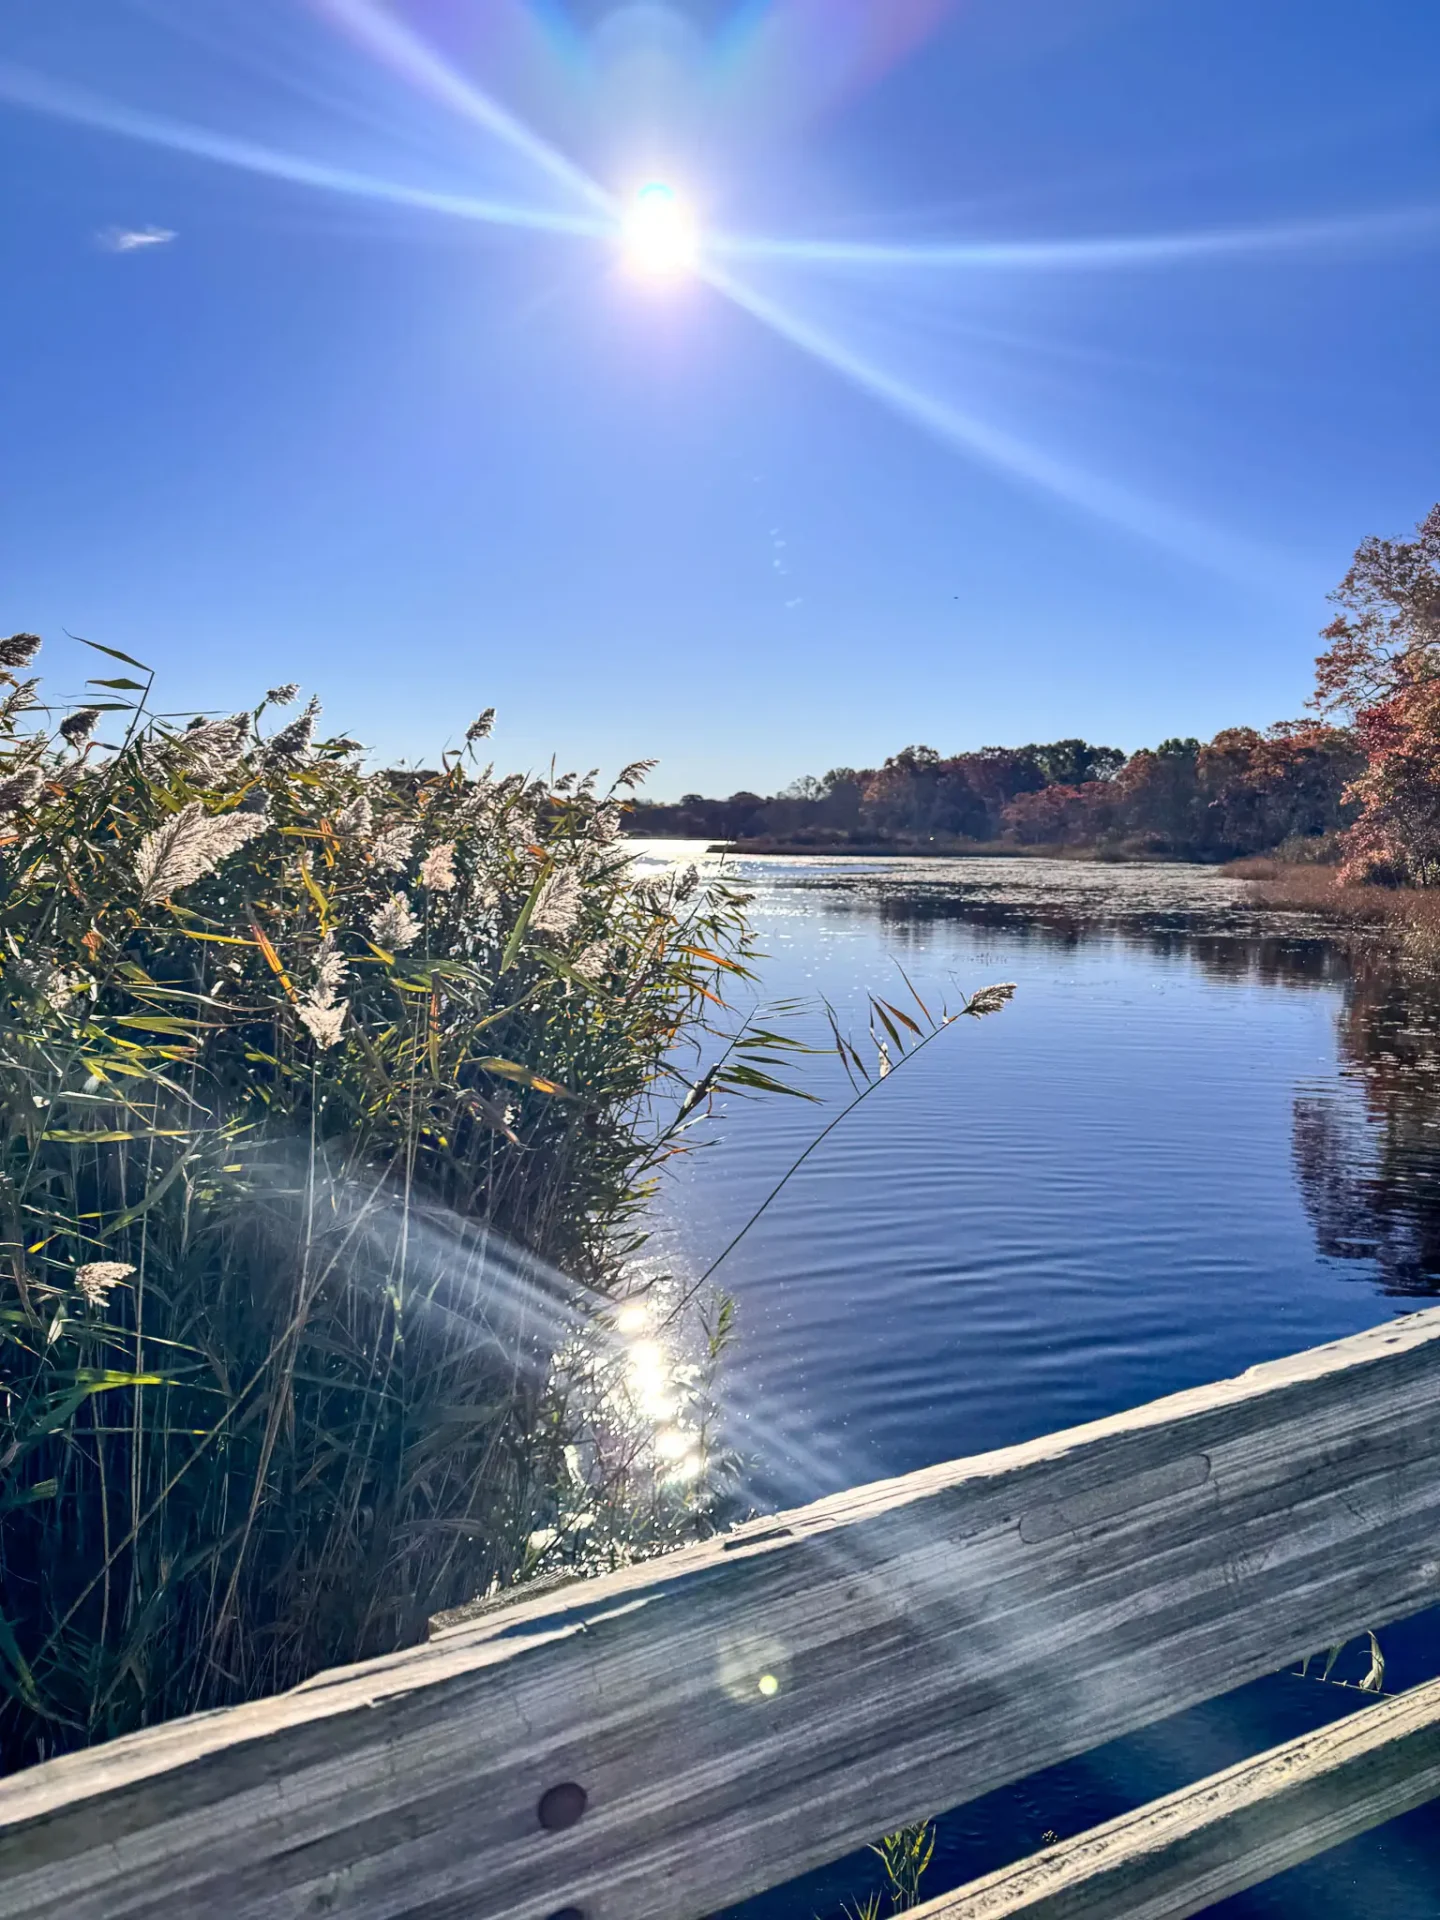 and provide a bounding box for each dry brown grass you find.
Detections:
[1231,858,1440,945]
